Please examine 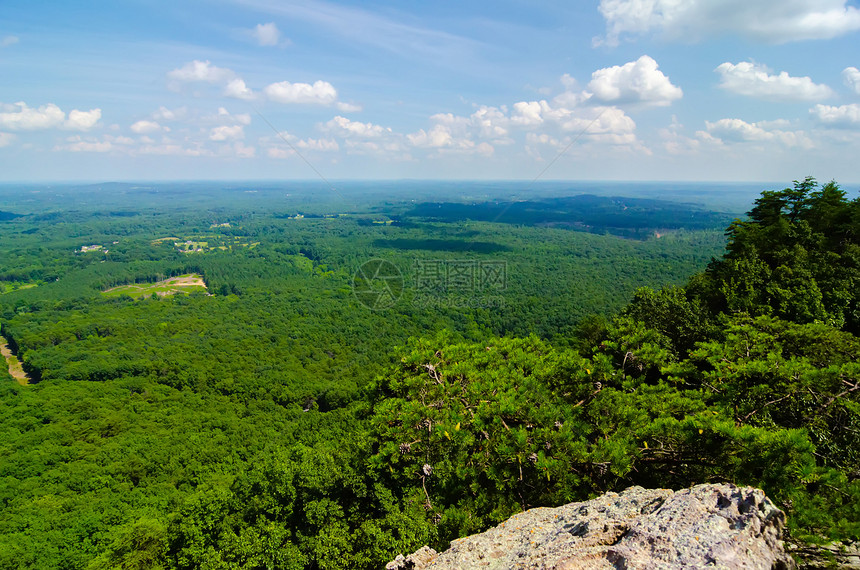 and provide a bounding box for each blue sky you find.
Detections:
[1,0,860,182]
